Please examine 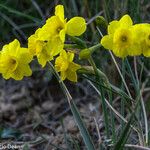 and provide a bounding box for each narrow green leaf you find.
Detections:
[82,74,133,102]
[114,99,140,150]
[114,114,133,150]
[70,100,96,150]
[69,36,87,49]
[0,4,41,23]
